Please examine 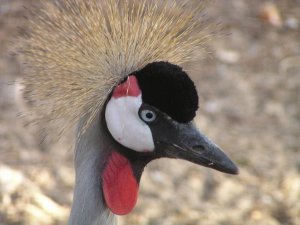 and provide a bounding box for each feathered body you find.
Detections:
[19,0,212,135]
